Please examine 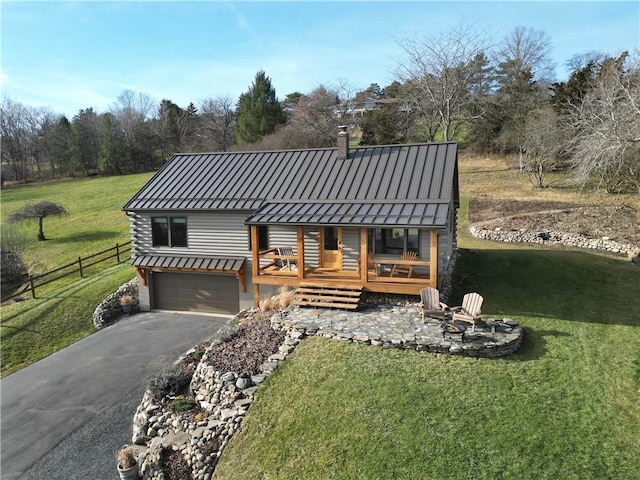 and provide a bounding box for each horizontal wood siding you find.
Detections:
[342,228,360,271]
[132,211,253,257]
[304,229,320,268]
[268,225,298,253]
